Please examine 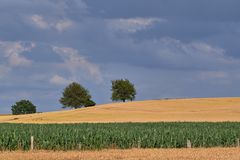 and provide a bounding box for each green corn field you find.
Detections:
[0,122,239,150]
